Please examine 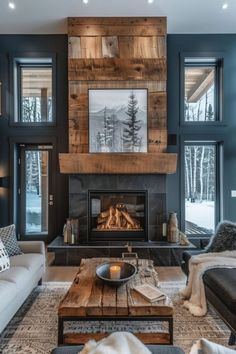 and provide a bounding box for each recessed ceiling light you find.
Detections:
[222,3,228,10]
[148,0,154,3]
[8,2,16,9]
[82,0,89,4]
